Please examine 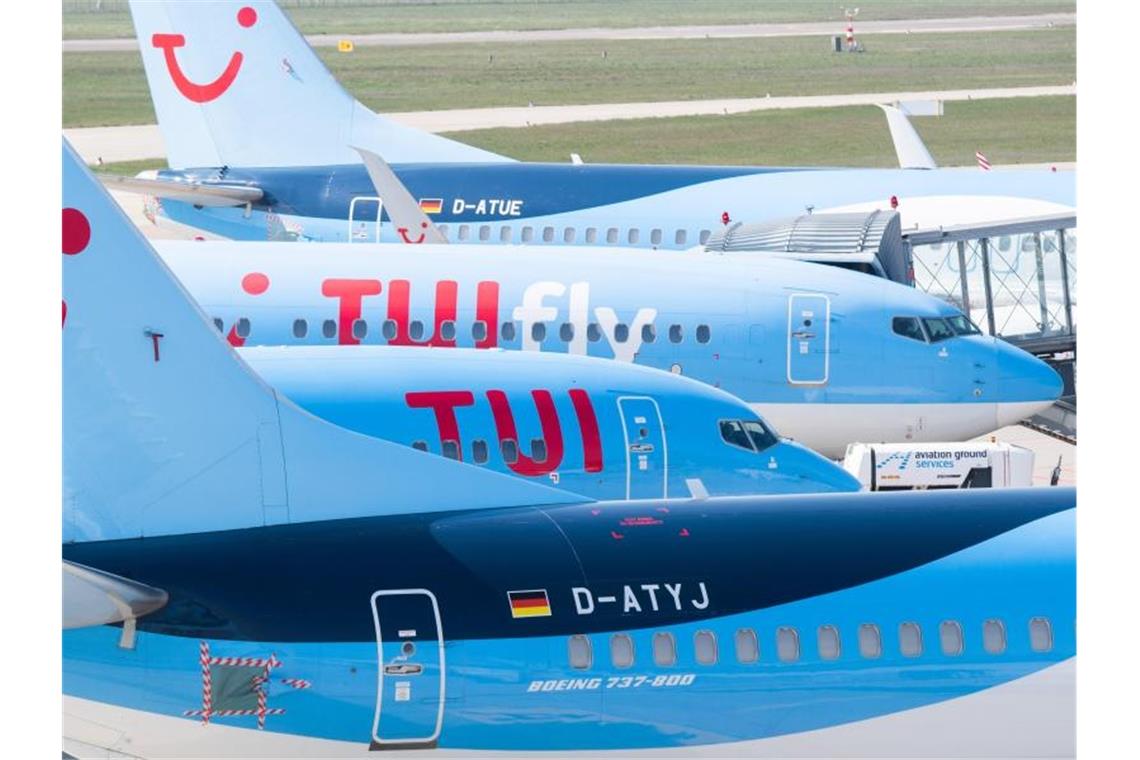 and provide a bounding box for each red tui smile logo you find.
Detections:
[152,6,257,103]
